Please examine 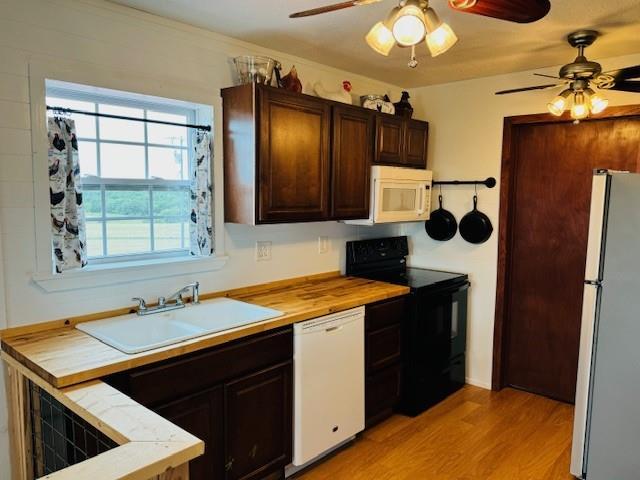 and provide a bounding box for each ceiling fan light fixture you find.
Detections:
[424,8,458,57]
[547,89,572,116]
[365,21,395,56]
[391,1,427,47]
[586,88,609,114]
